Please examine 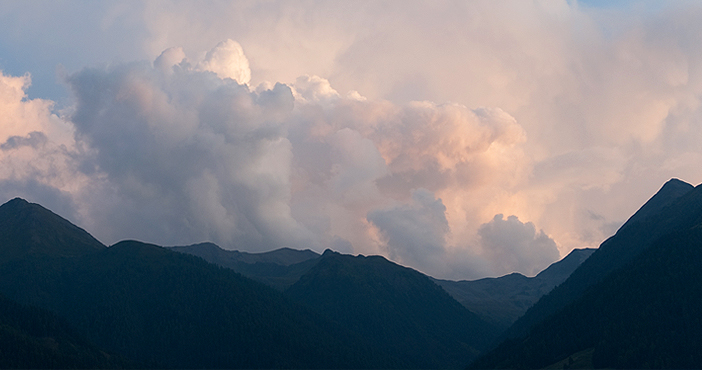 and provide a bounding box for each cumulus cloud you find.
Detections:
[154,46,186,73]
[8,0,702,279]
[367,189,449,274]
[478,214,559,277]
[283,75,533,275]
[198,39,251,85]
[64,50,312,249]
[0,26,557,278]
[0,71,85,220]
[16,36,532,278]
